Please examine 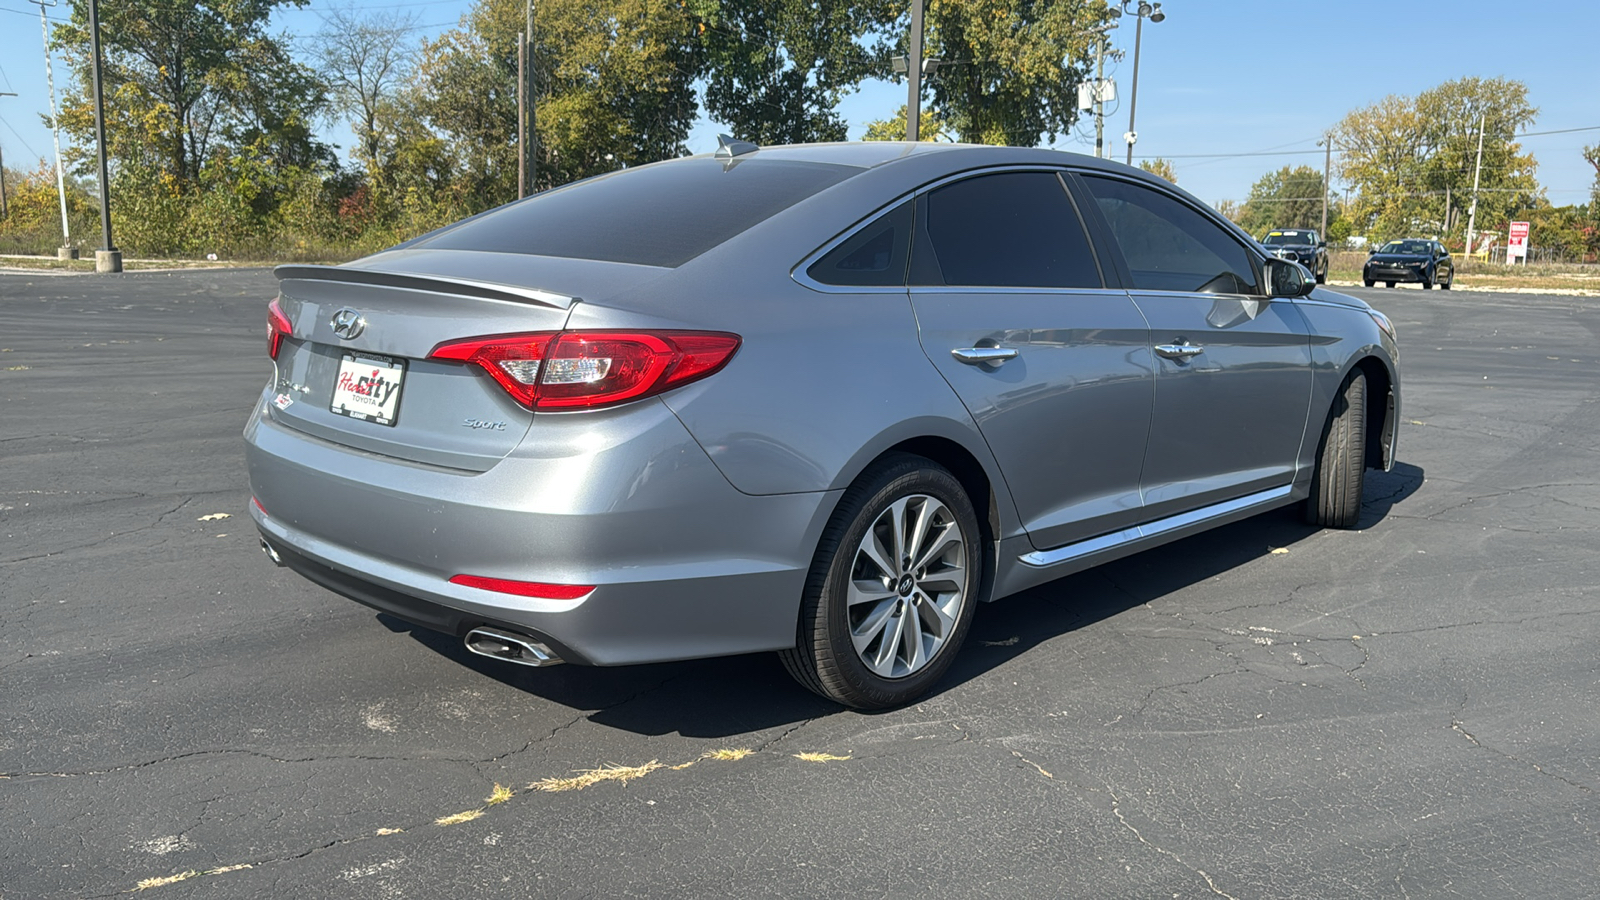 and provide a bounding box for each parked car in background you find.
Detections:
[1260,228,1329,284]
[1364,238,1453,289]
[248,142,1400,709]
